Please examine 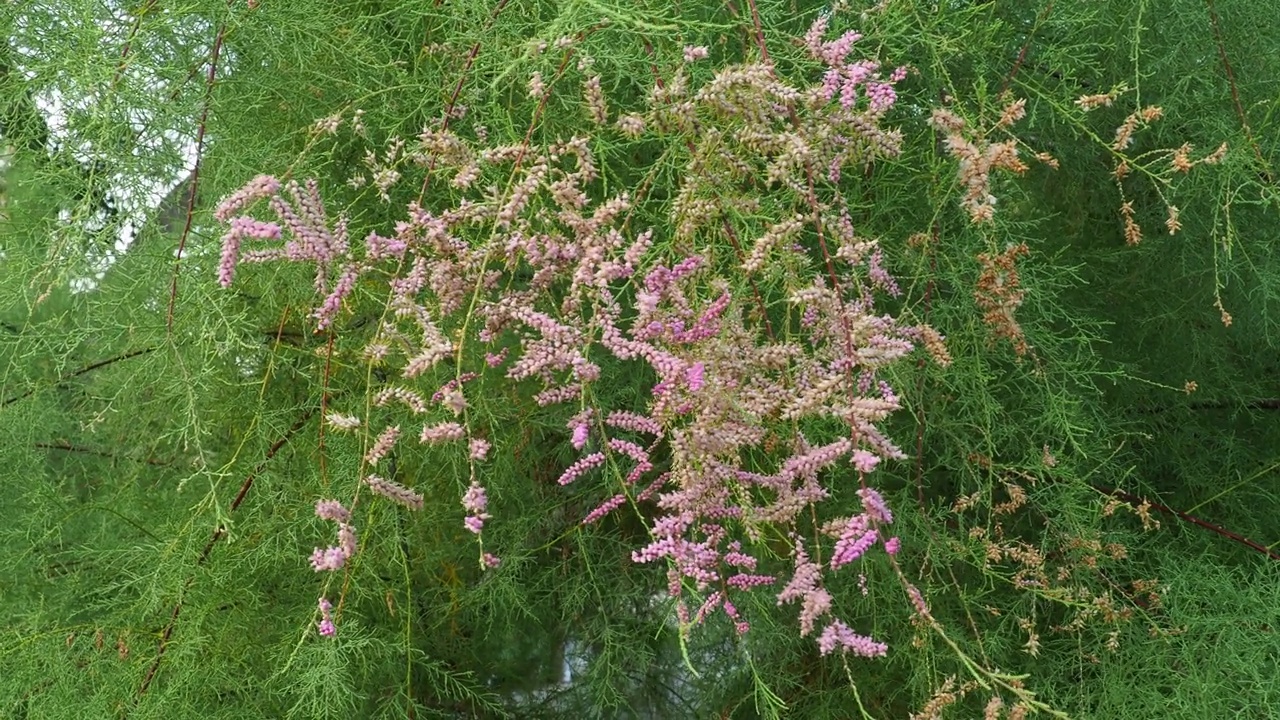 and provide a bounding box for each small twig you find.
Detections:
[2,347,156,406]
[166,20,227,334]
[134,408,318,701]
[741,0,772,66]
[1000,0,1055,96]
[1097,484,1280,561]
[112,0,161,90]
[416,0,514,203]
[1203,0,1271,179]
[35,441,171,467]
